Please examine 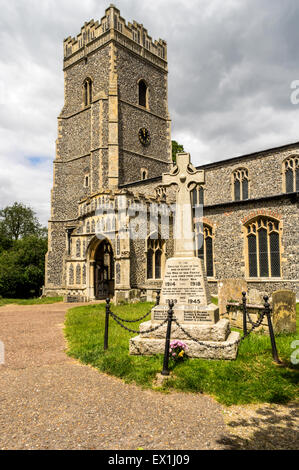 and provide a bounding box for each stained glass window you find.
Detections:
[246,218,281,278]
